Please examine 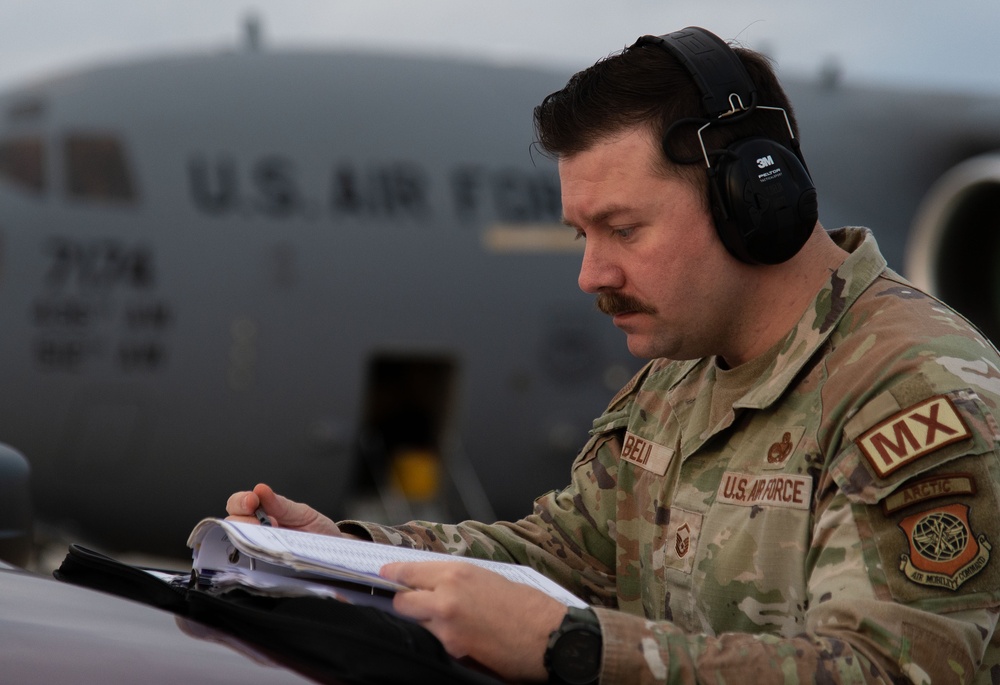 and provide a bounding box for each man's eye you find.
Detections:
[613,227,635,239]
